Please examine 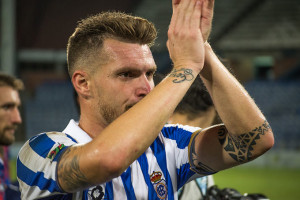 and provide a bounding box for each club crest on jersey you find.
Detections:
[150,171,168,199]
[47,144,65,160]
